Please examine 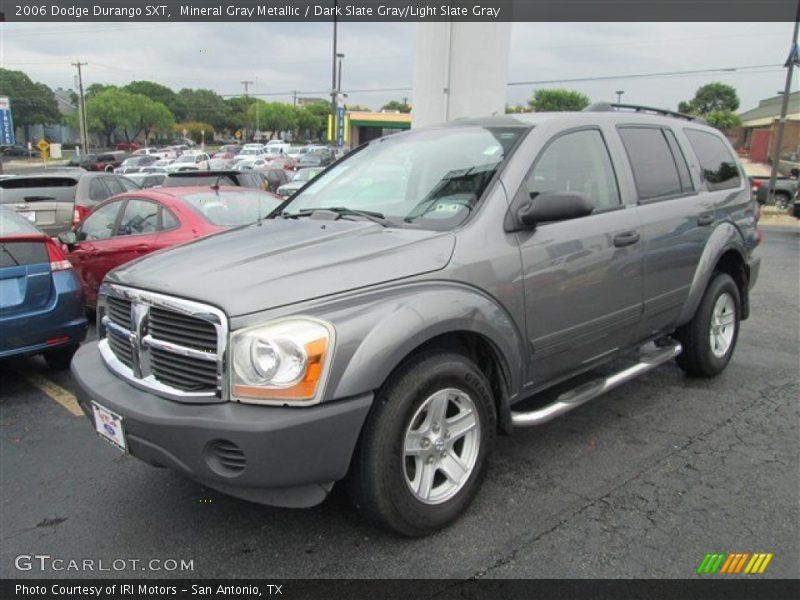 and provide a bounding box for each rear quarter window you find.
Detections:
[0,241,48,268]
[684,129,741,191]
